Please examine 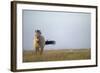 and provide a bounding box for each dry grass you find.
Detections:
[23,49,91,62]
